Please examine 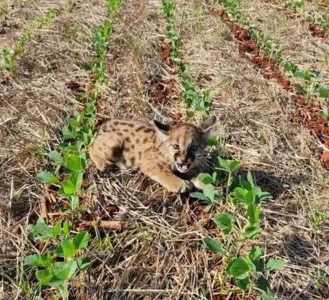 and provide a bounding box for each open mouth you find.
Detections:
[175,162,192,173]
